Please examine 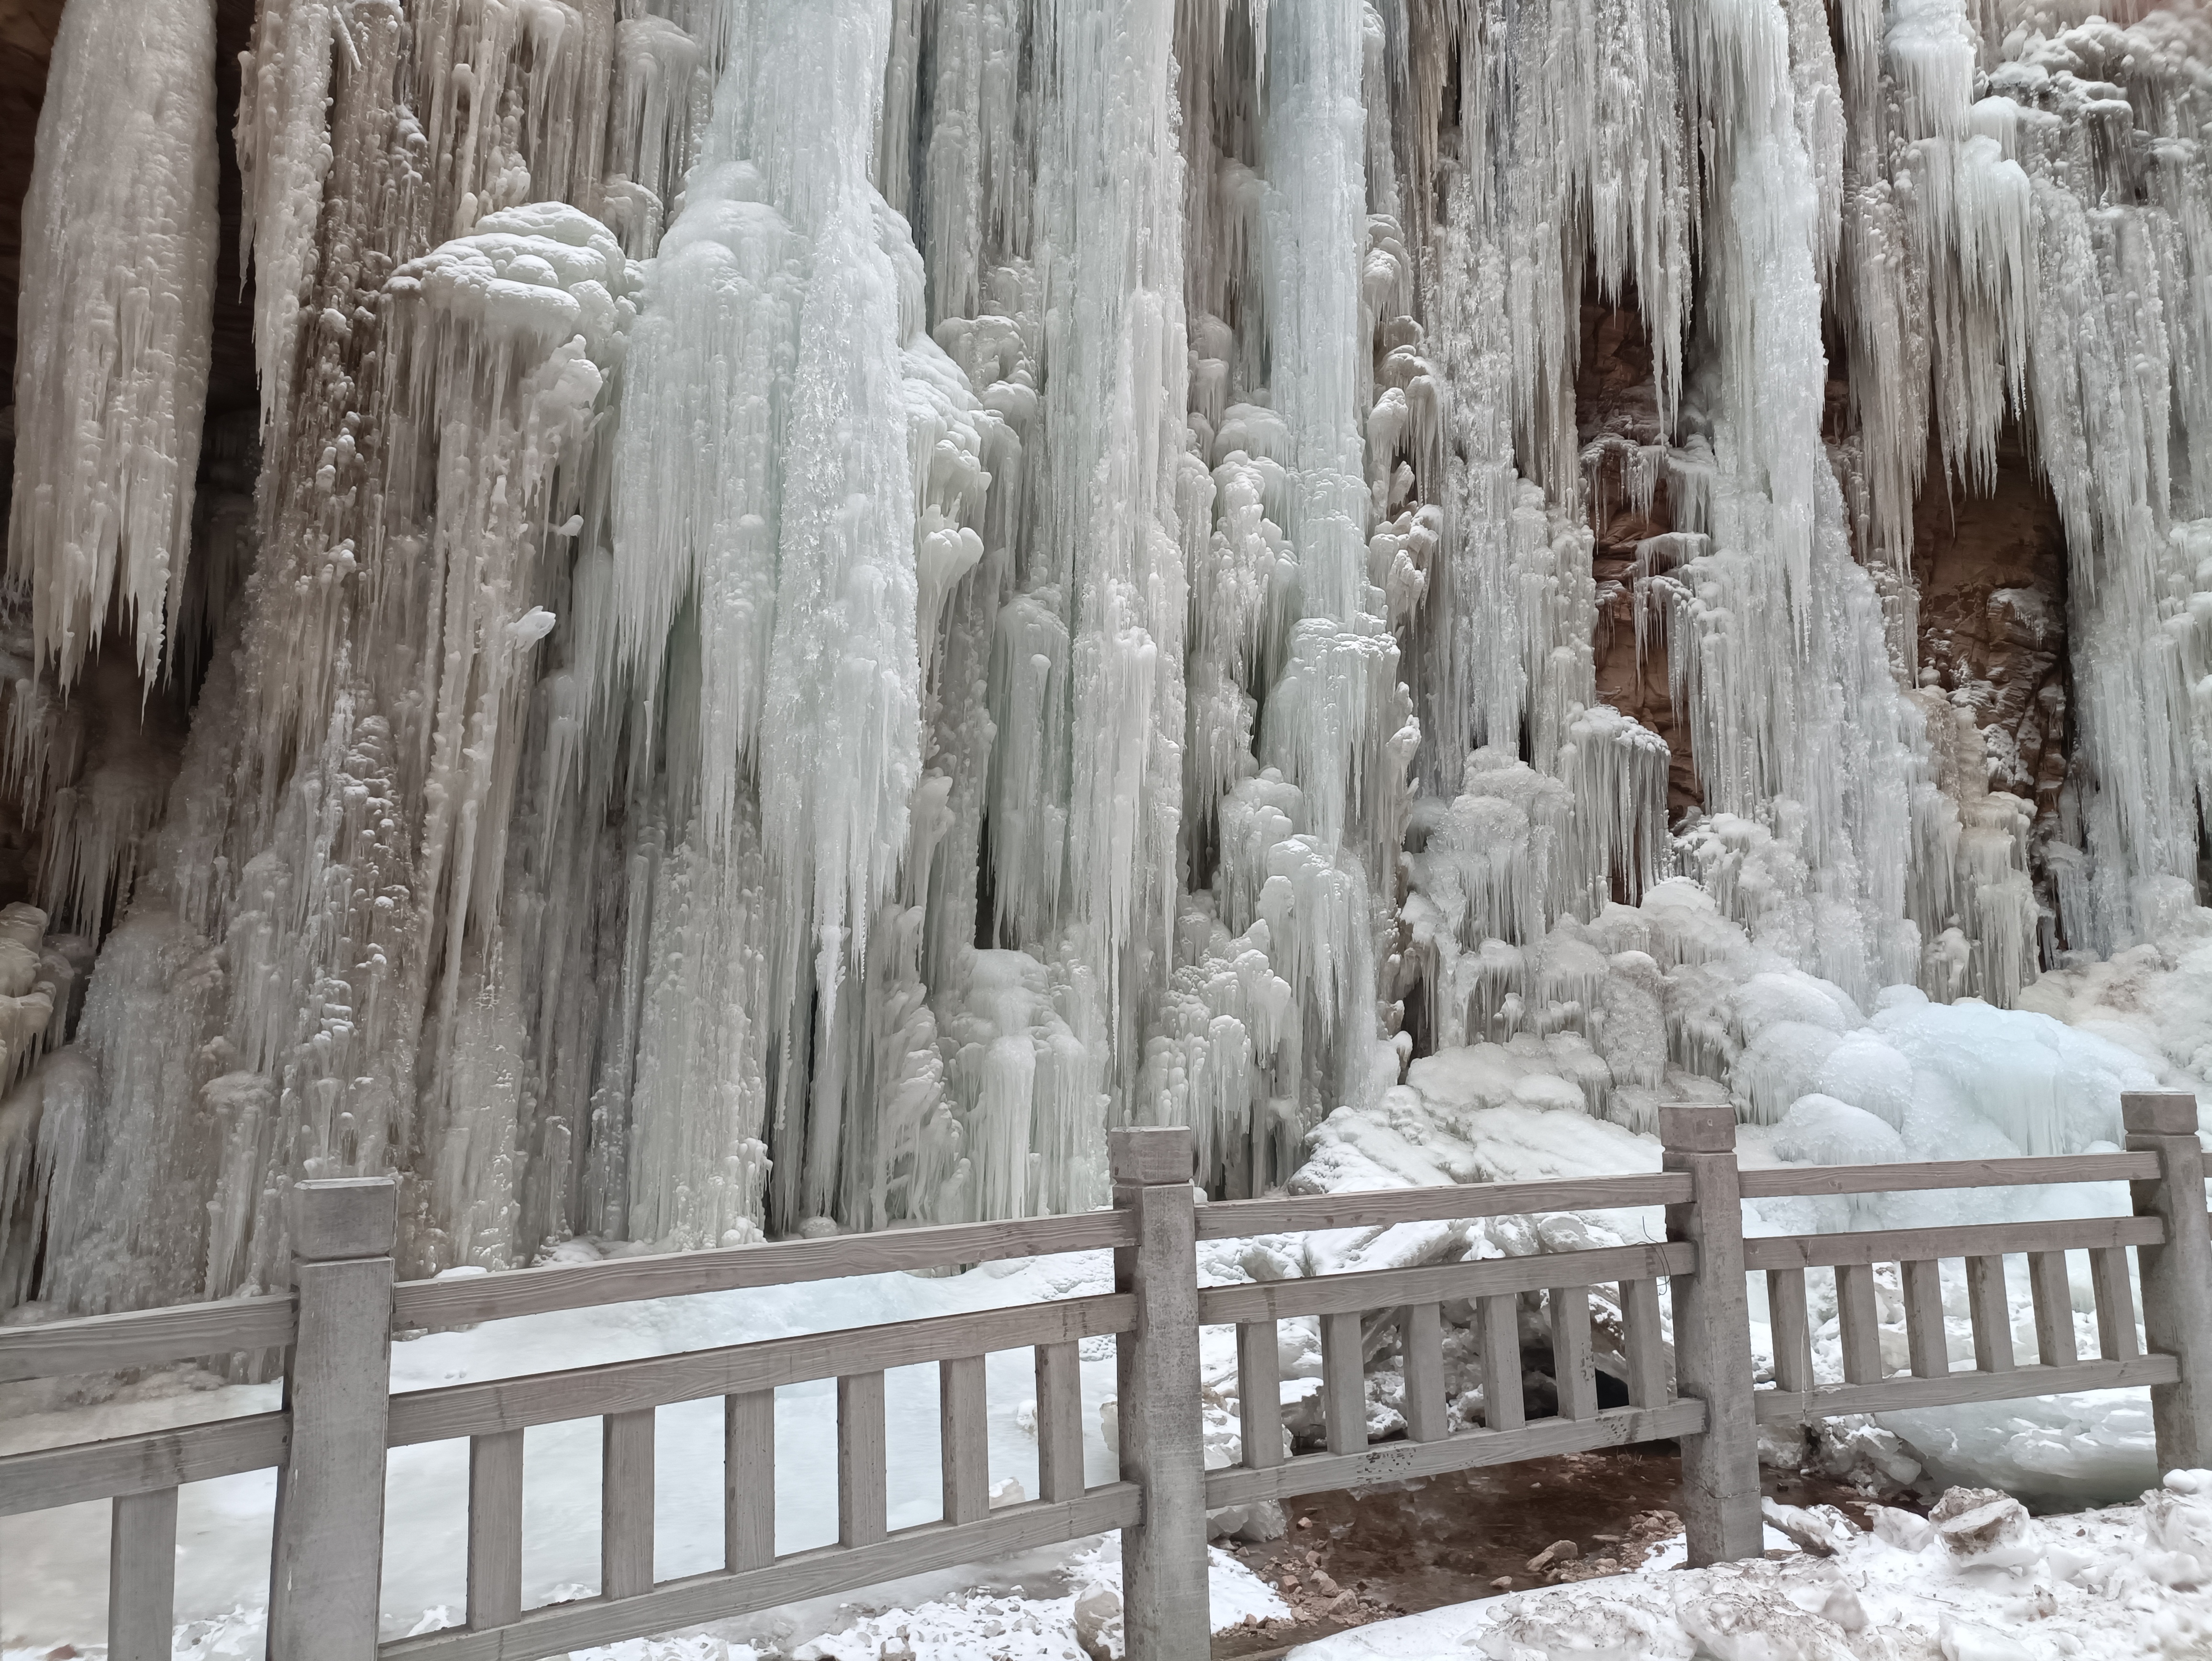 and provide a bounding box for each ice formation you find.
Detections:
[0,0,2208,1313]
